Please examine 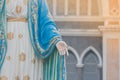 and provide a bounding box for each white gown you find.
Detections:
[0,0,43,80]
